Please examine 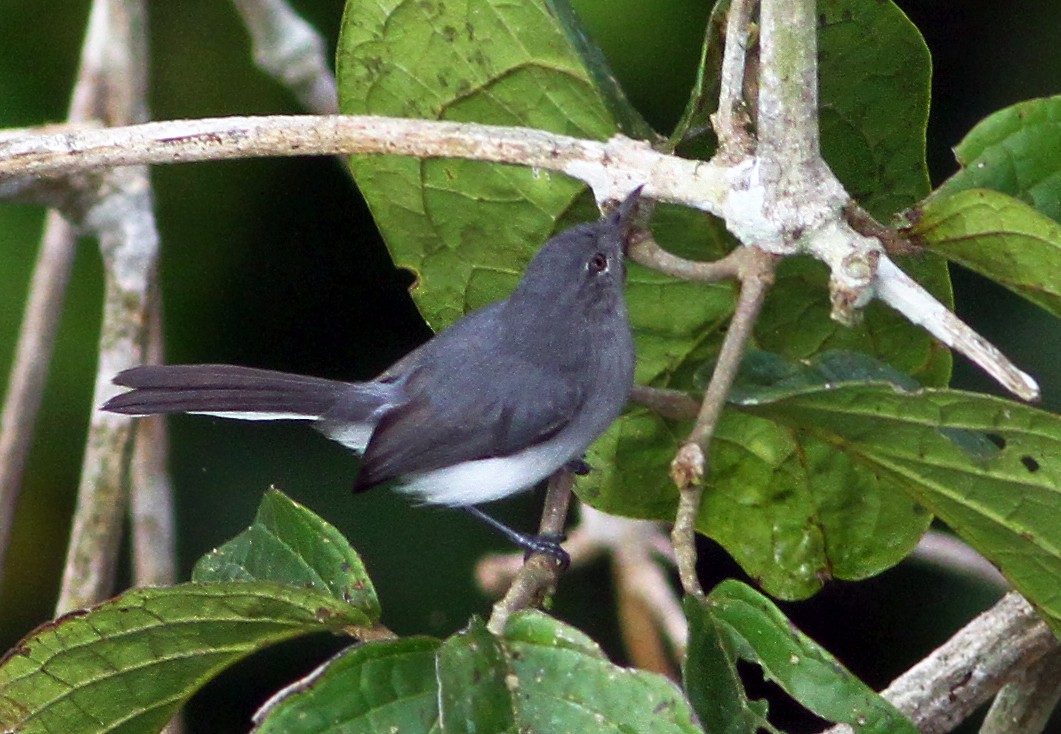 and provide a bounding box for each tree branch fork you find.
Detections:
[0,111,1039,407]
